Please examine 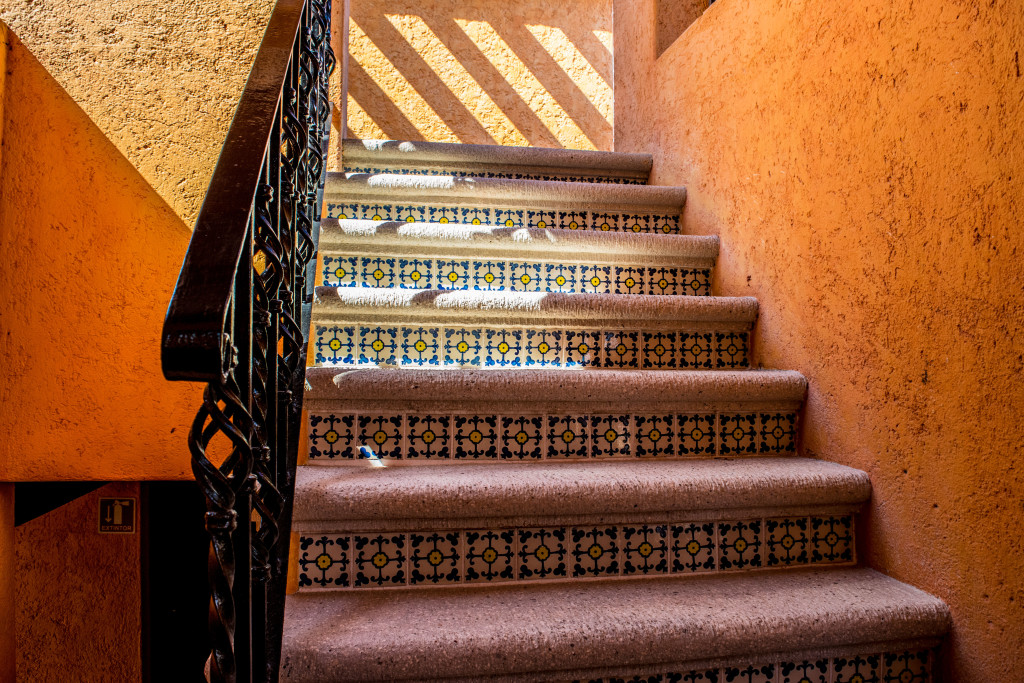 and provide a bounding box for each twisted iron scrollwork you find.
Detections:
[164,0,336,681]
